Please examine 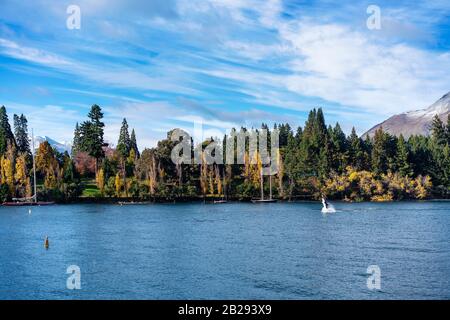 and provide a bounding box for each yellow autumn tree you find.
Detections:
[200,152,208,196]
[36,141,59,190]
[276,149,284,198]
[208,167,214,195]
[1,156,14,193]
[14,154,28,196]
[115,173,122,197]
[148,154,157,196]
[243,151,251,181]
[250,150,262,188]
[215,166,222,196]
[414,175,432,199]
[25,177,32,197]
[44,169,57,189]
[97,168,105,194]
[127,148,136,165]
